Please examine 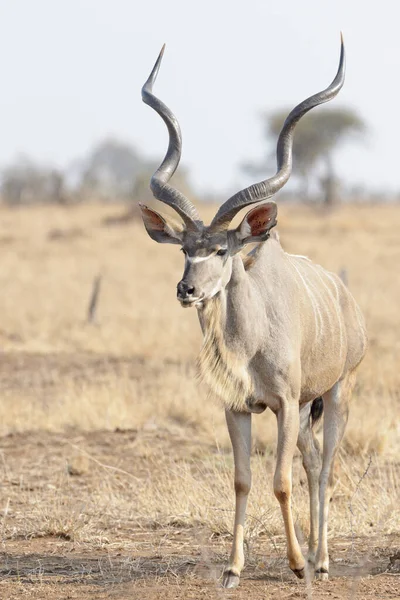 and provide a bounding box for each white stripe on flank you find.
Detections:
[290,259,320,338]
[288,253,311,261]
[311,266,344,361]
[298,261,325,337]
